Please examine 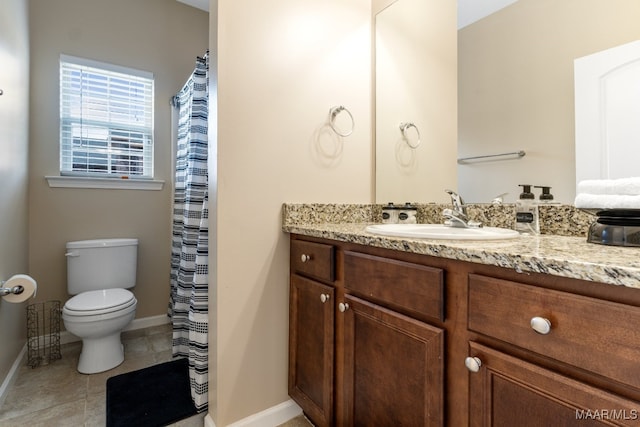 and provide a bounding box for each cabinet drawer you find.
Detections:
[344,251,444,322]
[468,274,640,390]
[291,240,335,283]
